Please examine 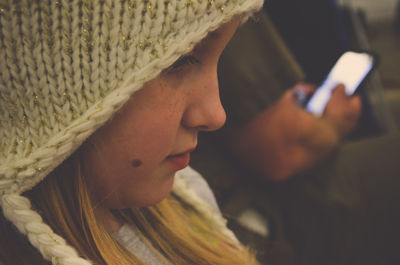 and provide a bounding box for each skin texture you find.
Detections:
[228,83,362,181]
[82,18,240,231]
